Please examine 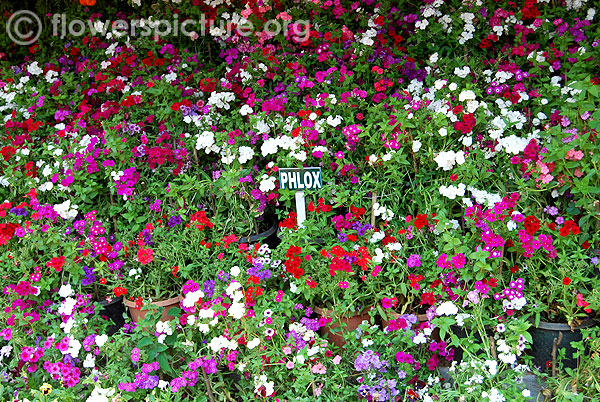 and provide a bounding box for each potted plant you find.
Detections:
[274,202,380,348]
[120,219,187,323]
